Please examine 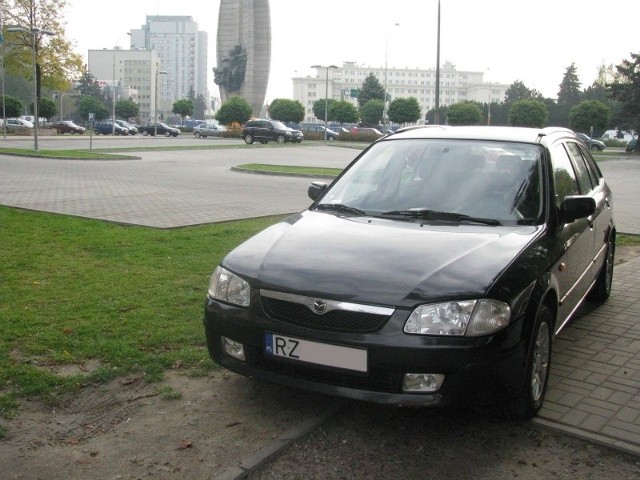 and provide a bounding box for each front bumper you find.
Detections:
[203,296,528,407]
